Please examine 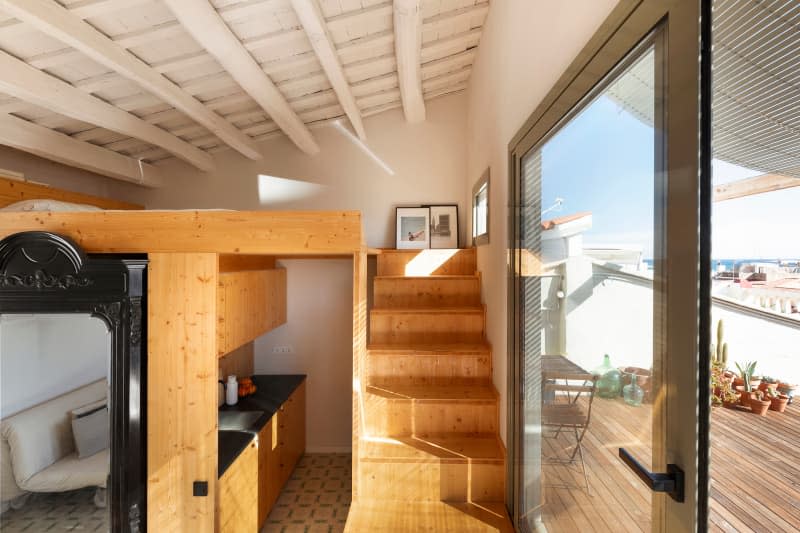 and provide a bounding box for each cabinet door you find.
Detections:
[257,419,276,528]
[217,440,258,533]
